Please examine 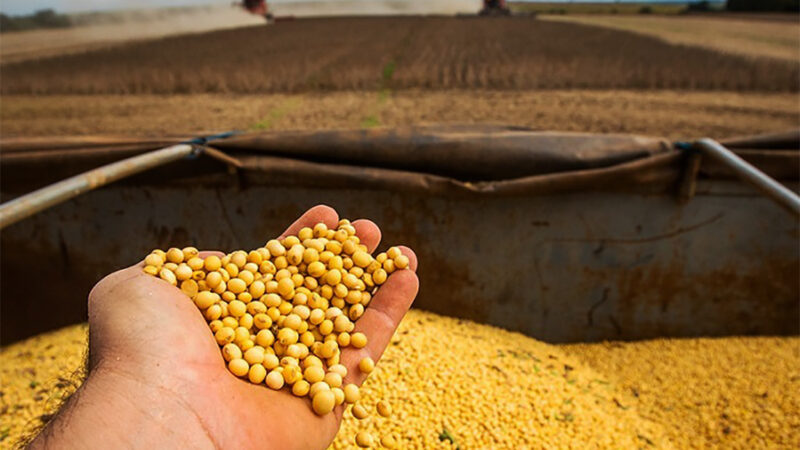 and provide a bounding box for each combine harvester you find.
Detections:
[467,0,537,17]
[479,0,512,16]
[0,126,797,344]
[237,0,277,22]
